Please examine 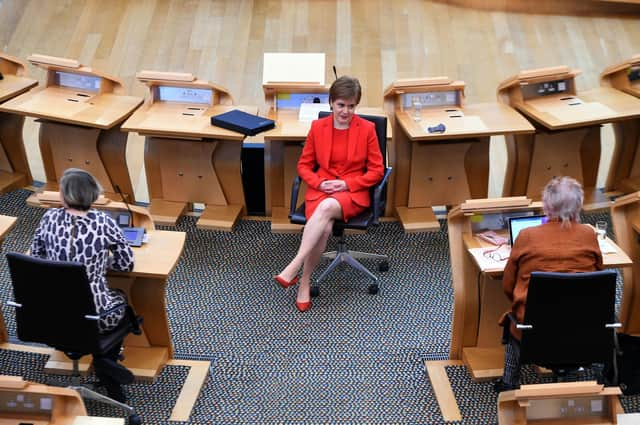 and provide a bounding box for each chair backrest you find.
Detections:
[519,270,617,368]
[318,111,387,167]
[5,252,102,353]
